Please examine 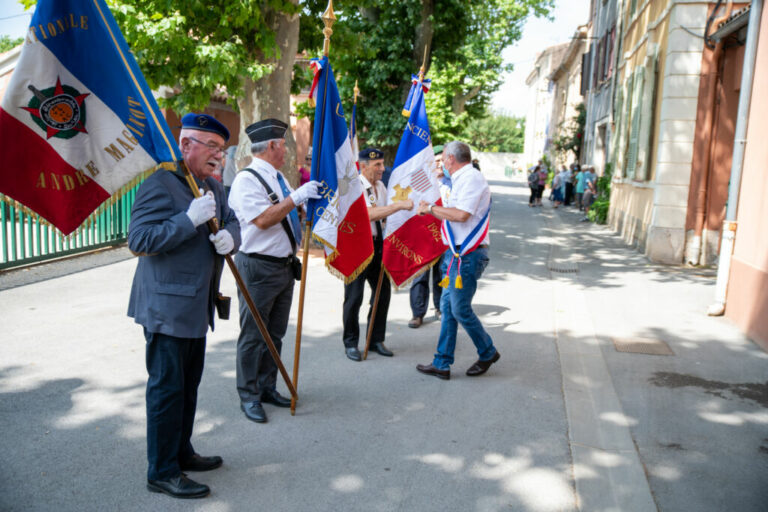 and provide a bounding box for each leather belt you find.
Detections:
[241,252,293,265]
[454,244,489,252]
